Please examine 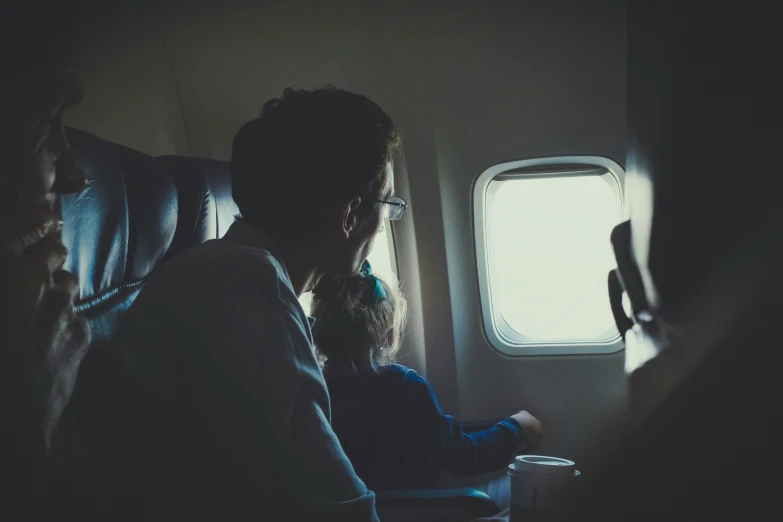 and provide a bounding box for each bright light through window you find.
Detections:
[365,221,396,285]
[489,175,622,340]
[298,220,396,315]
